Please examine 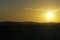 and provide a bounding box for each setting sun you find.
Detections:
[44,11,55,22]
[46,12,54,20]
